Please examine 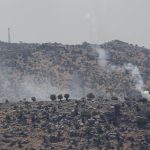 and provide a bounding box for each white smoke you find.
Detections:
[69,72,84,99]
[124,63,144,91]
[0,64,93,102]
[95,49,150,100]
[142,91,150,101]
[19,79,59,101]
[0,65,71,102]
[96,47,108,67]
[124,63,150,100]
